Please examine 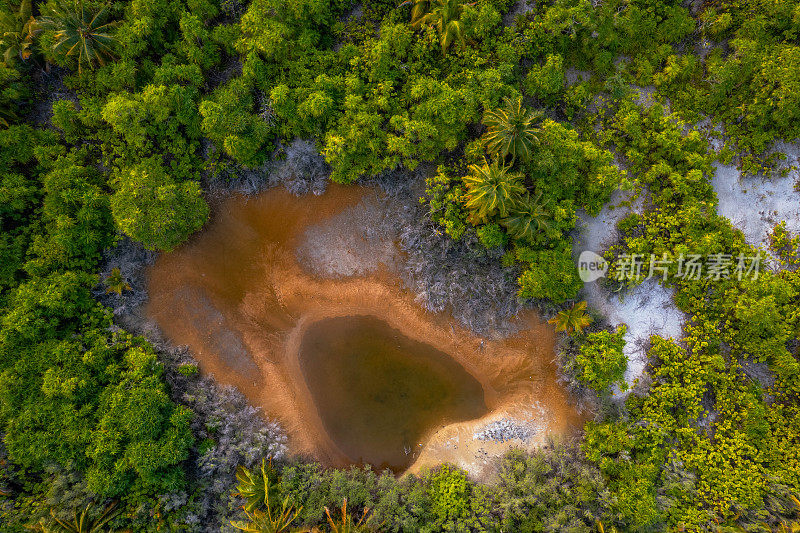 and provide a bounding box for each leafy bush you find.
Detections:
[525,54,565,104]
[516,245,582,303]
[110,160,209,251]
[575,326,628,392]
